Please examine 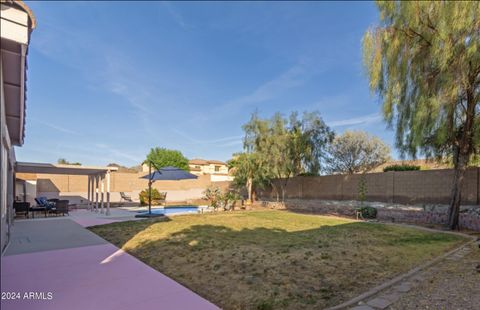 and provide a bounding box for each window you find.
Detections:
[214,166,220,172]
